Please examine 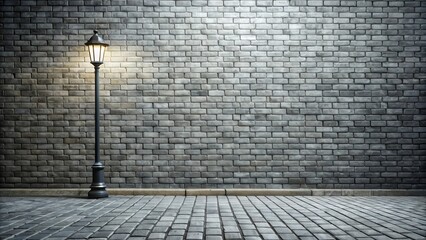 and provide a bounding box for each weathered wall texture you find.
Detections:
[0,0,425,189]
